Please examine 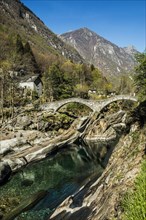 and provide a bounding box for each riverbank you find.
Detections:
[49,101,146,220]
[49,120,146,220]
[0,101,145,220]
